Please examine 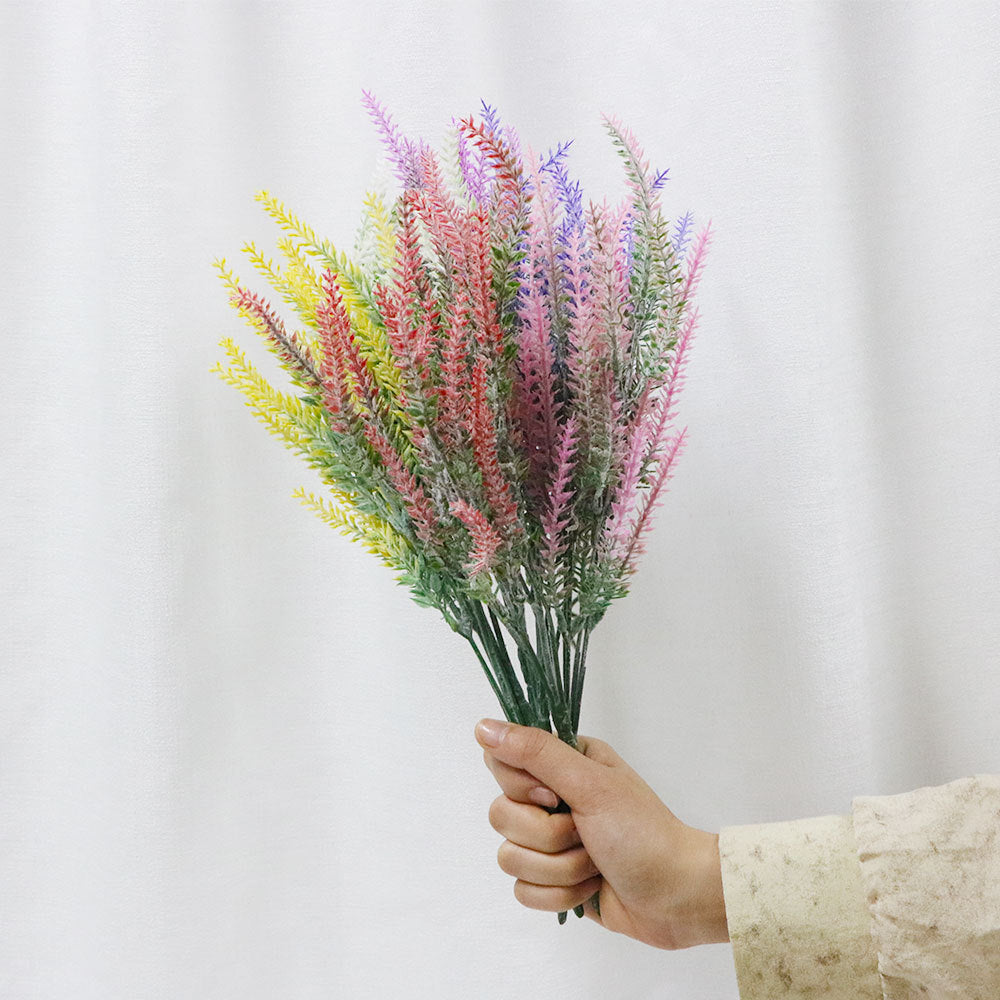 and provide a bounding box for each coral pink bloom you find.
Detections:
[450,498,502,578]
